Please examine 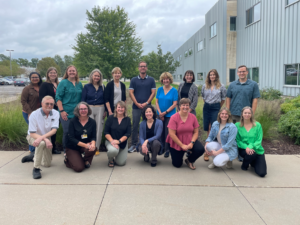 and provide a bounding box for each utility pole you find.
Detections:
[6,50,14,77]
